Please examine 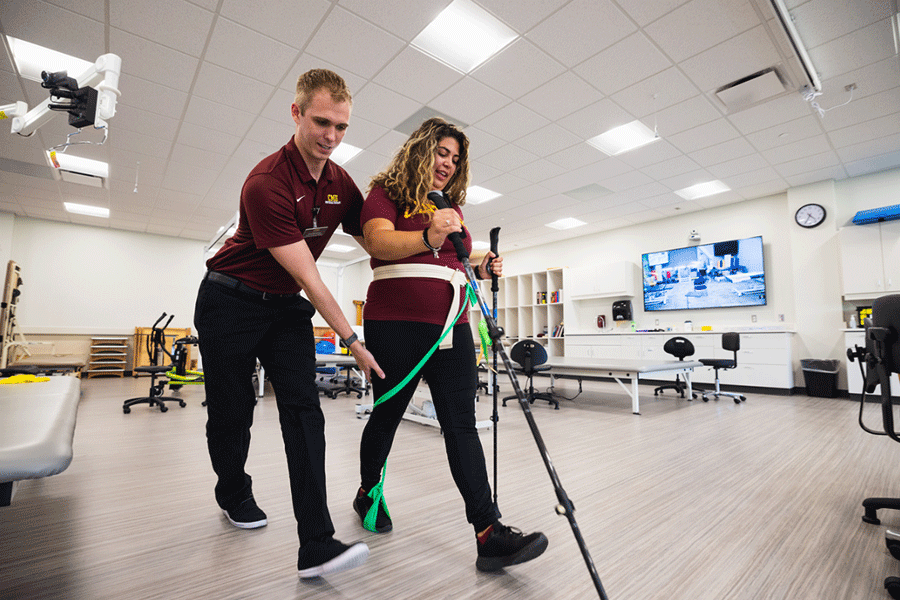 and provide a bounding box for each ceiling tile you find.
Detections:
[471,39,565,100]
[351,82,423,131]
[183,96,256,135]
[519,72,603,122]
[177,122,242,157]
[679,26,782,93]
[430,78,511,126]
[645,0,760,63]
[707,152,771,178]
[727,92,812,134]
[478,143,539,173]
[374,47,463,105]
[828,114,900,150]
[688,137,757,167]
[338,0,451,41]
[205,18,300,86]
[610,67,700,119]
[513,123,582,157]
[526,0,635,67]
[574,32,672,96]
[305,7,405,79]
[474,102,549,143]
[192,62,275,113]
[744,114,823,151]
[654,95,722,137]
[116,74,189,121]
[615,0,692,27]
[220,0,329,46]
[476,0,570,33]
[788,0,895,49]
[110,0,215,57]
[807,18,896,80]
[760,133,833,165]
[110,28,199,92]
[773,149,842,178]
[2,0,105,61]
[556,99,635,139]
